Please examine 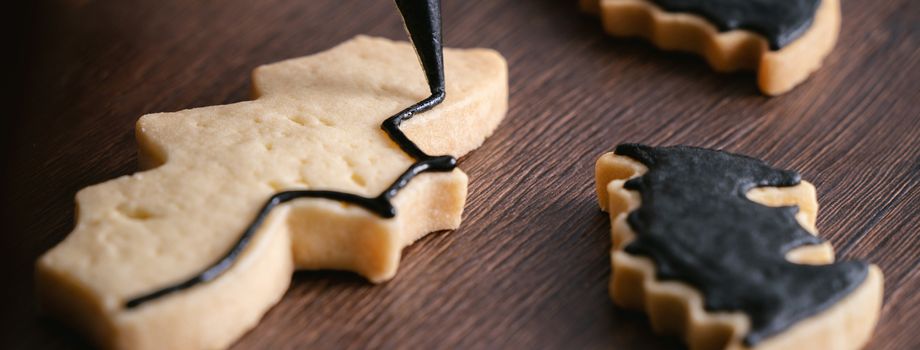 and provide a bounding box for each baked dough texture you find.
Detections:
[581,0,840,95]
[36,35,508,350]
[595,152,883,350]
